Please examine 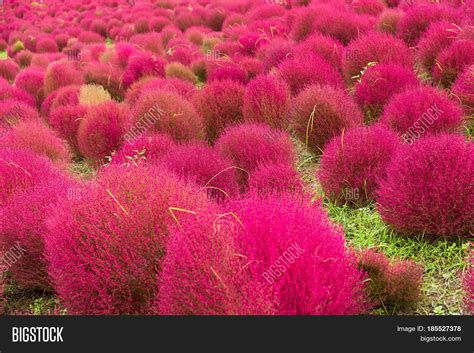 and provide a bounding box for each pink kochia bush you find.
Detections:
[43,61,84,96]
[215,123,296,186]
[358,248,424,309]
[132,90,204,142]
[354,64,419,121]
[451,65,474,115]
[158,142,240,201]
[14,68,45,108]
[122,52,166,89]
[342,33,413,83]
[248,163,304,195]
[319,126,400,207]
[0,174,78,291]
[44,165,213,315]
[380,87,464,142]
[48,105,86,153]
[242,75,291,129]
[192,79,245,143]
[0,148,62,208]
[431,40,474,87]
[77,102,131,164]
[289,84,364,154]
[0,99,39,129]
[0,59,20,82]
[277,55,344,95]
[0,120,71,166]
[112,133,176,166]
[158,193,369,315]
[376,134,473,239]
